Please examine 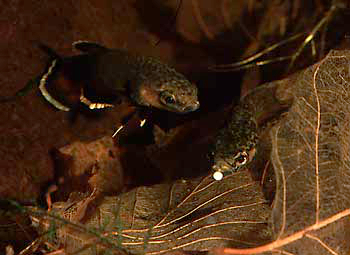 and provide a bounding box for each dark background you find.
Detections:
[0,0,348,251]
